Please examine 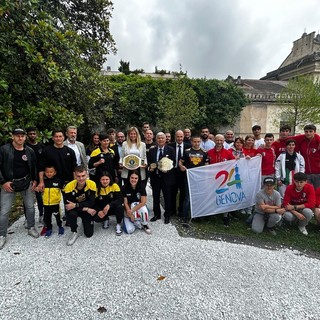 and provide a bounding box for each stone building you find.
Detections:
[226,31,320,138]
